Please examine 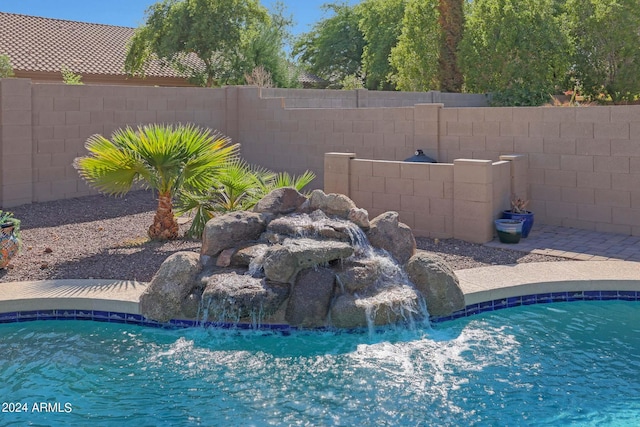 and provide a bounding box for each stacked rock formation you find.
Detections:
[140,188,465,329]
